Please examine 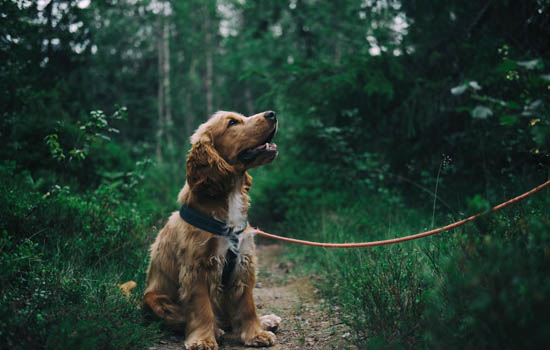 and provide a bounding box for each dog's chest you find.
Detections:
[214,187,251,257]
[226,187,246,228]
[215,229,254,258]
